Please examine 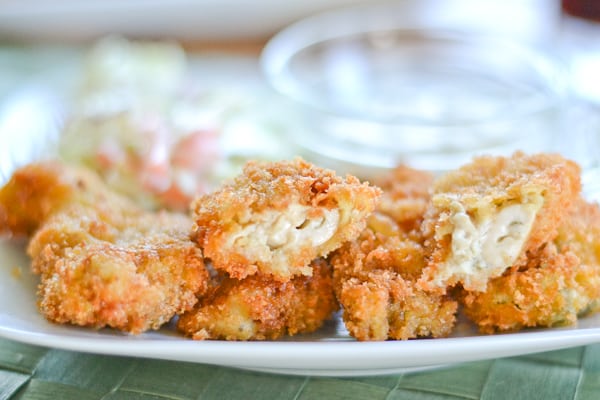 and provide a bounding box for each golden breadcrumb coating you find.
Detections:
[460,197,600,333]
[374,165,434,233]
[0,162,135,238]
[419,152,581,293]
[331,212,457,341]
[192,158,381,281]
[177,259,338,340]
[0,162,209,334]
